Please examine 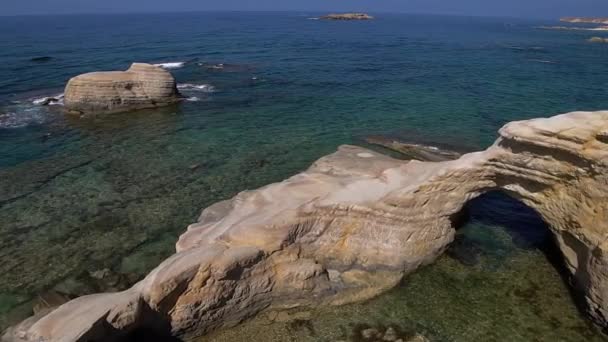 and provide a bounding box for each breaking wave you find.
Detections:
[177,83,216,93]
[154,62,186,69]
[32,93,64,106]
